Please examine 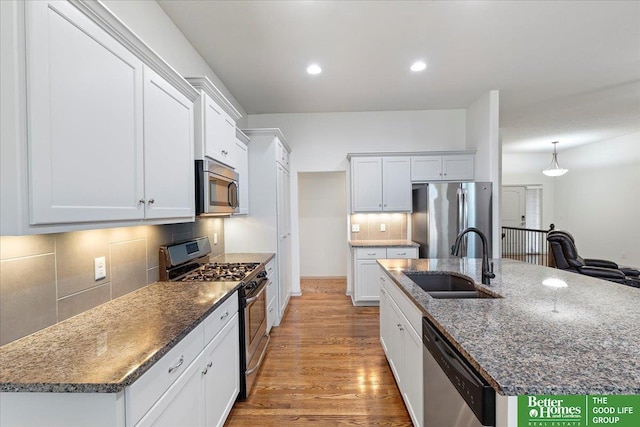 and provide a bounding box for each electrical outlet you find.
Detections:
[94,256,106,281]
[351,224,360,232]
[214,232,218,245]
[380,223,386,232]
